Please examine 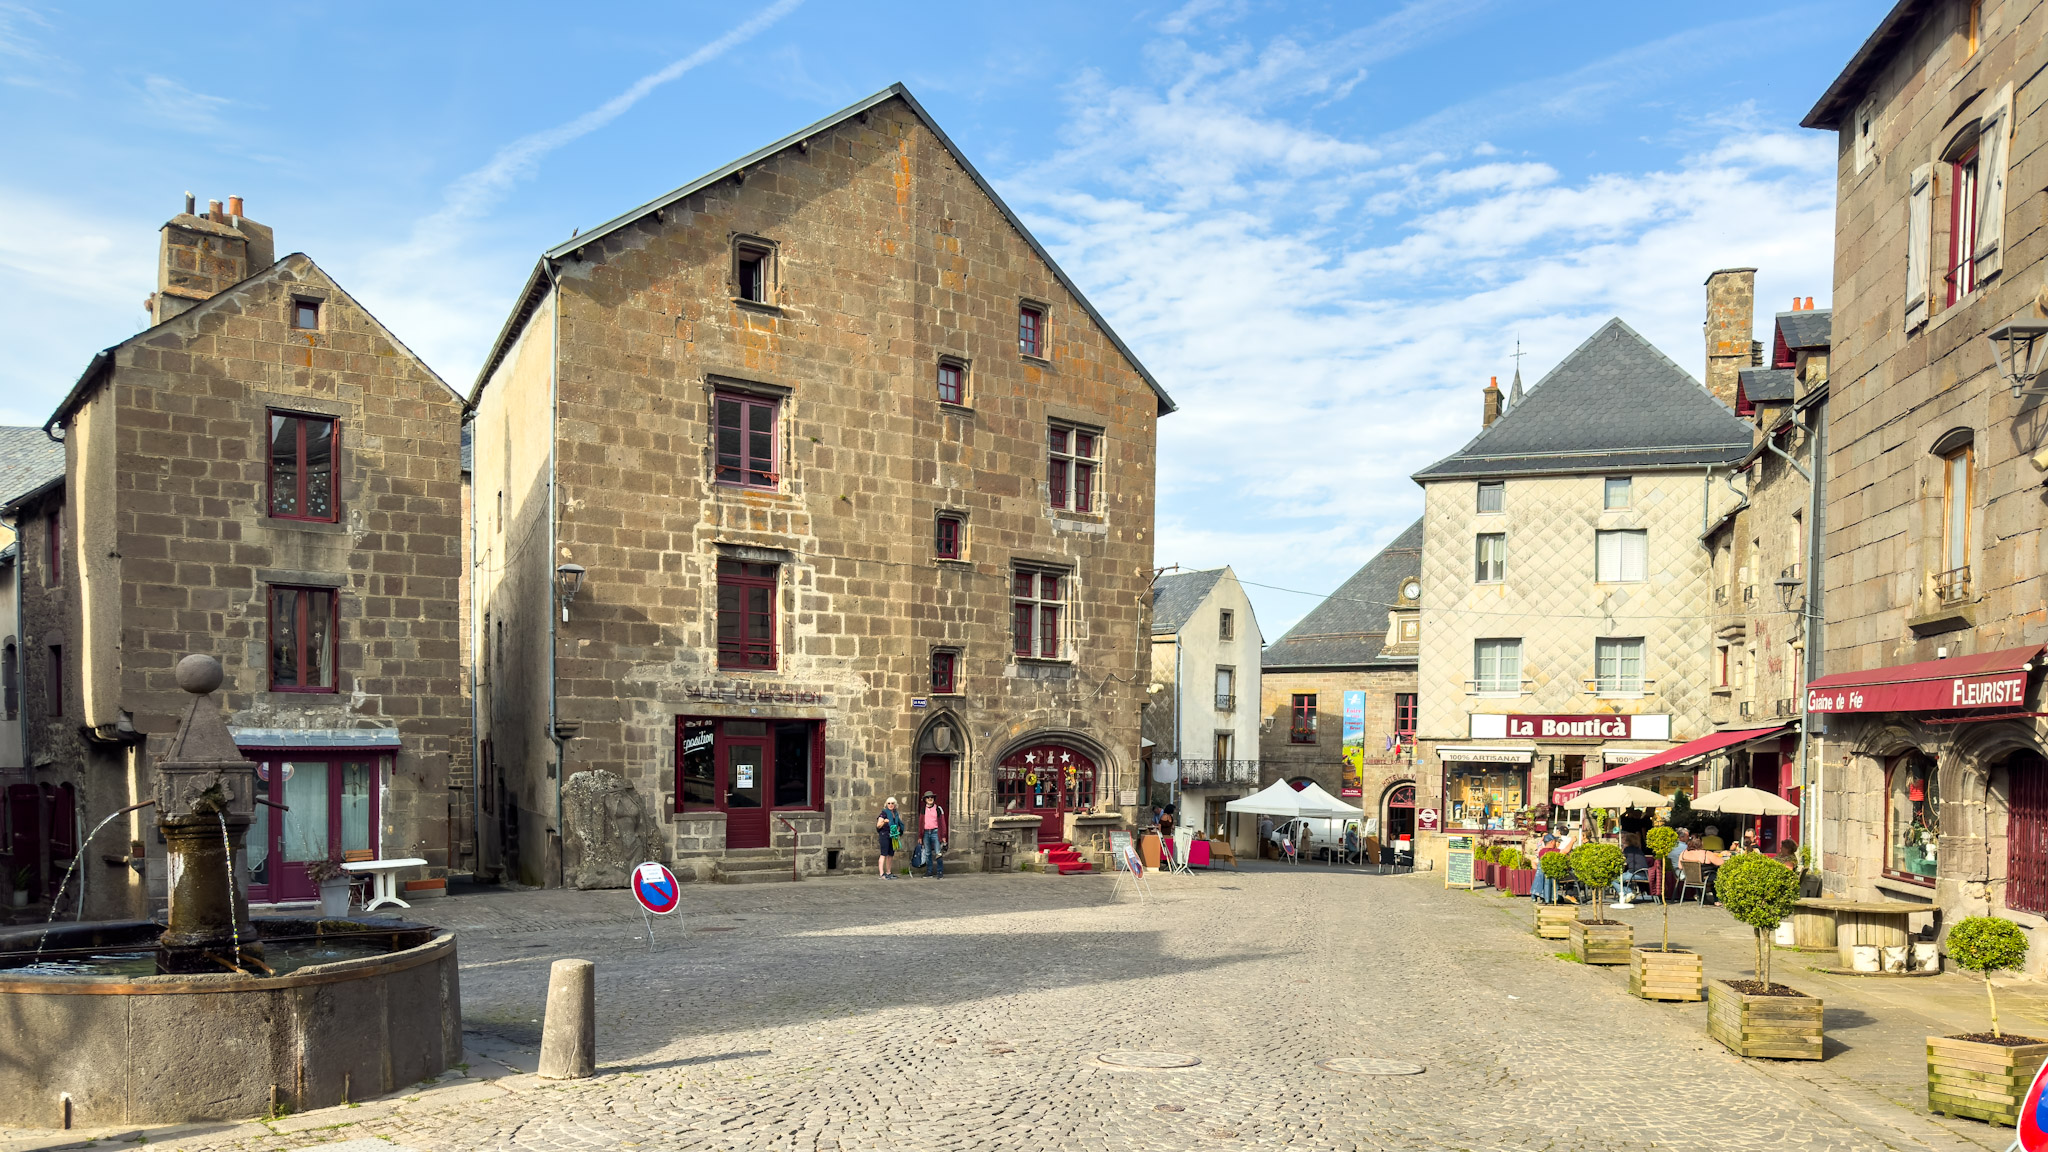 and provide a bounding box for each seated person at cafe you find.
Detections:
[1616,834,1650,905]
[1701,825,1726,852]
[1772,838,1800,868]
